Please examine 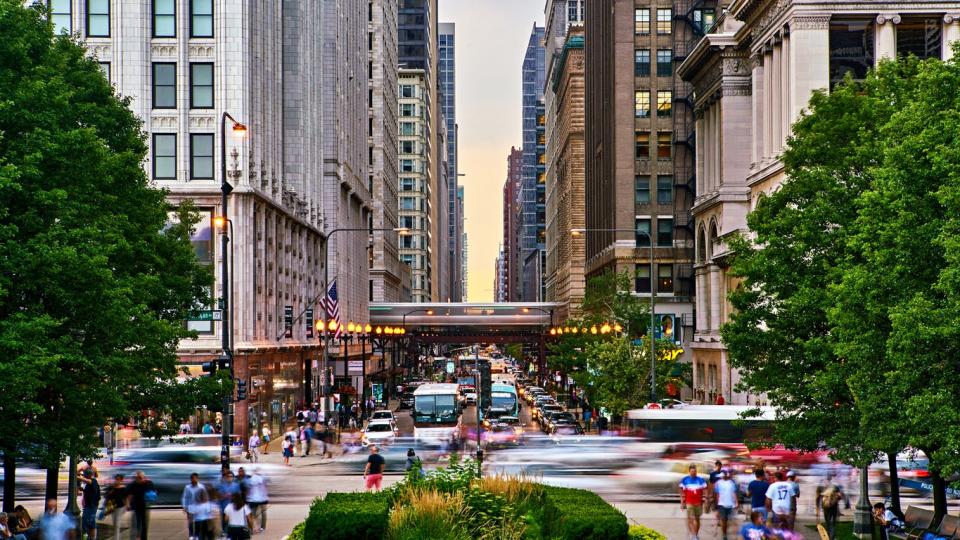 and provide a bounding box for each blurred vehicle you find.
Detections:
[658,399,687,409]
[464,391,477,405]
[399,392,415,410]
[369,410,396,428]
[543,412,577,433]
[550,419,584,436]
[625,405,775,444]
[524,388,546,404]
[362,420,398,447]
[482,407,511,428]
[535,404,564,424]
[485,422,522,447]
[333,438,455,474]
